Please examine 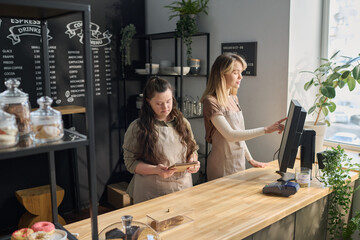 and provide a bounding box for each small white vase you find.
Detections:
[304,121,327,159]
